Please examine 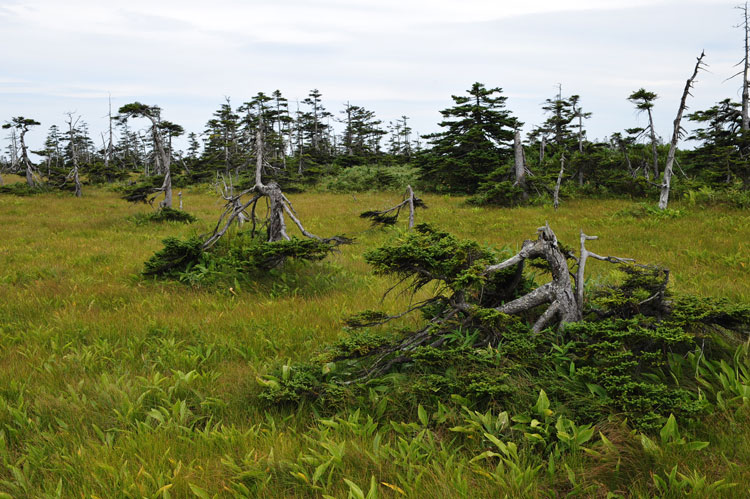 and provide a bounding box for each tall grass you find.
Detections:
[0,175,749,497]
